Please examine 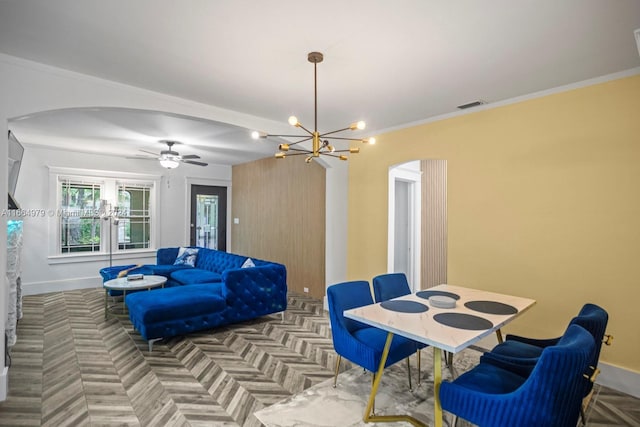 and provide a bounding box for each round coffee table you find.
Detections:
[103,275,167,318]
